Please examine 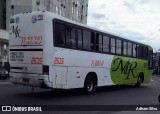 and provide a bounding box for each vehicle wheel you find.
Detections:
[158,95,160,103]
[84,77,96,94]
[135,76,142,87]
